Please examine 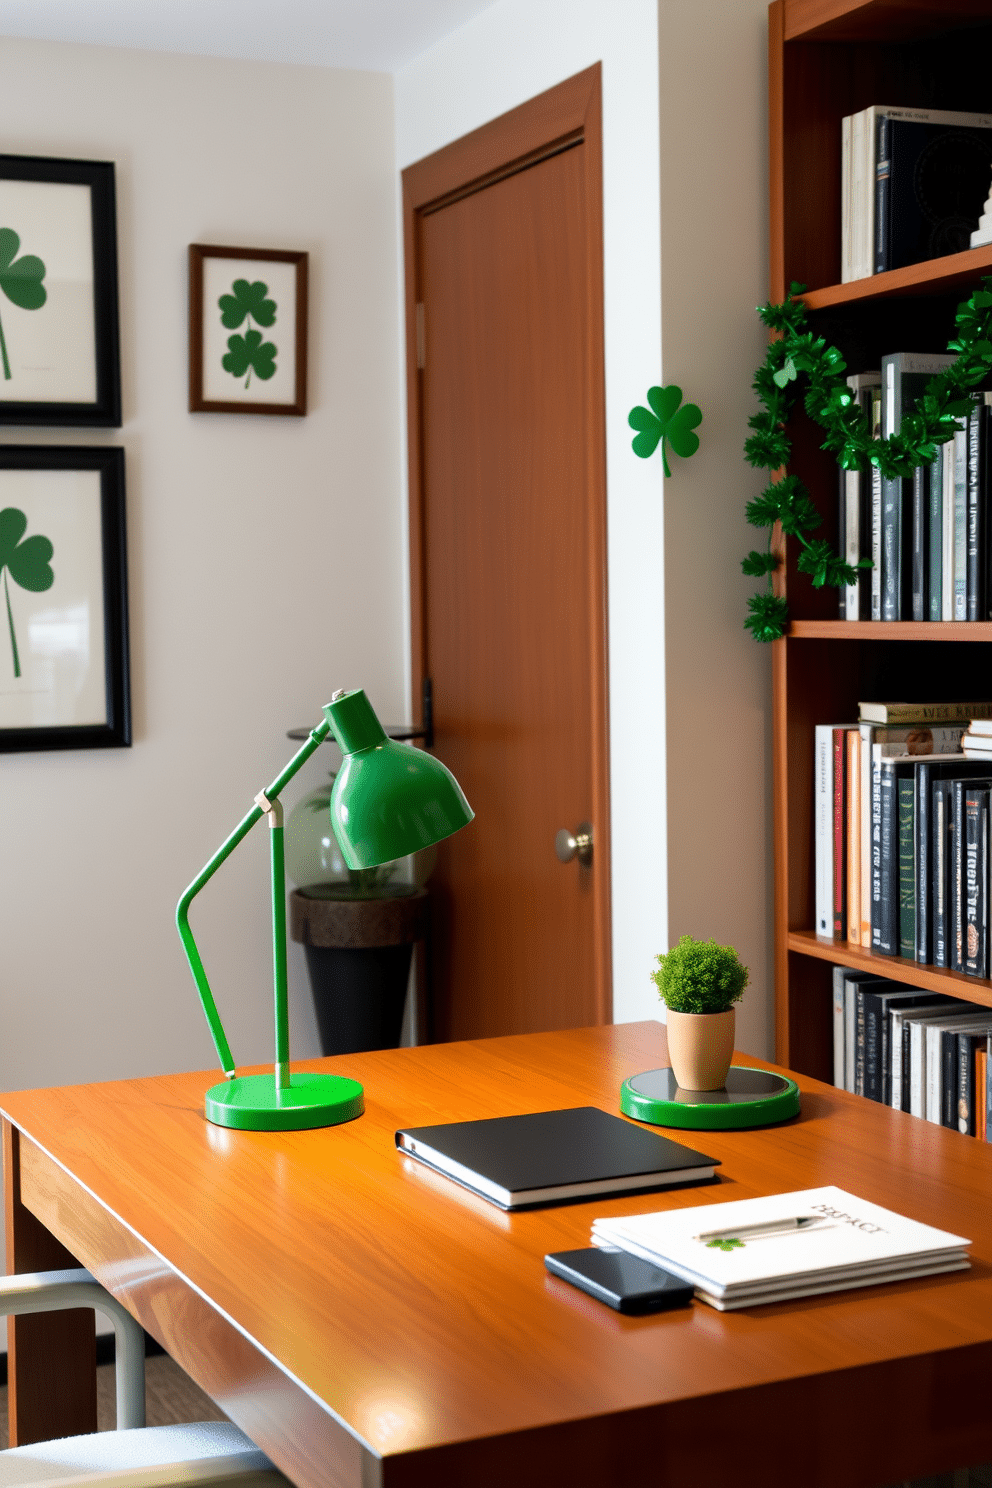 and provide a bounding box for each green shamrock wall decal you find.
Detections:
[0,227,48,382]
[222,328,277,387]
[218,278,277,388]
[0,506,55,678]
[628,384,702,477]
